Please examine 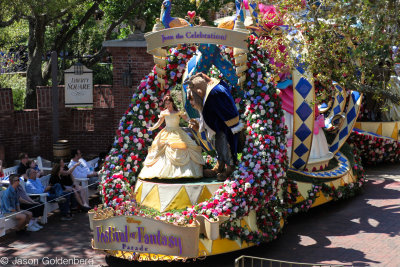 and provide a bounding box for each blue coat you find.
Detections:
[202,80,242,160]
